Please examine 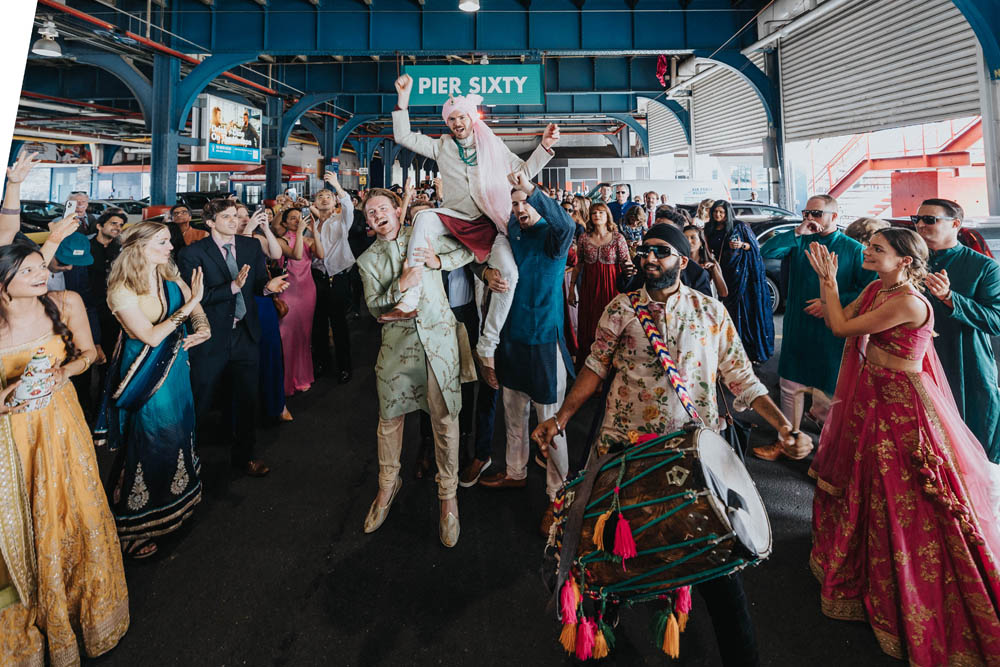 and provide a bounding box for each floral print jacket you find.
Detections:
[585,285,769,453]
